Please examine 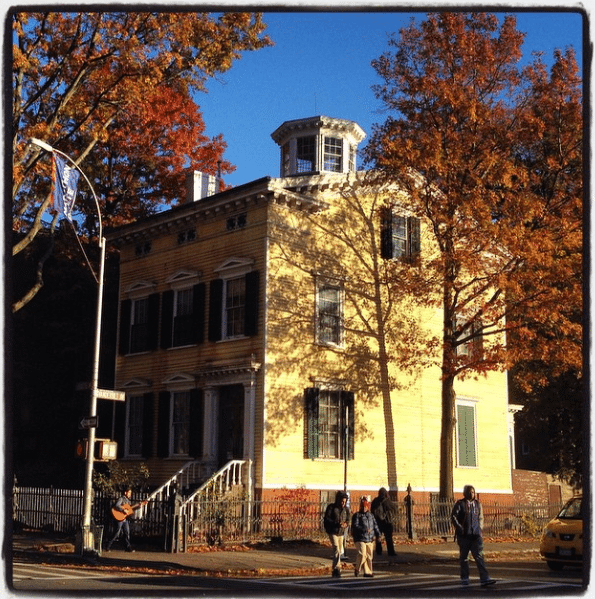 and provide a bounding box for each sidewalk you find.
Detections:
[10,532,541,578]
